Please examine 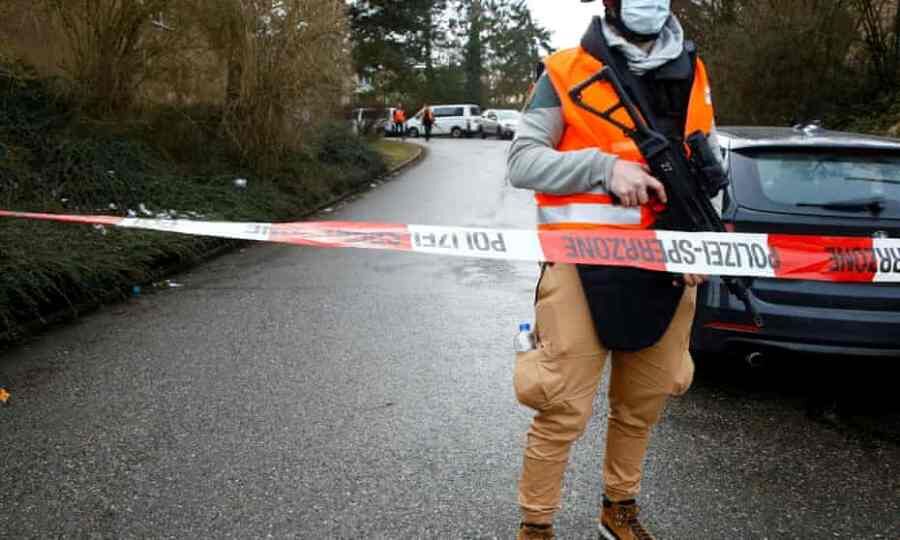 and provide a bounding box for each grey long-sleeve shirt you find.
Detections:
[507,73,723,202]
